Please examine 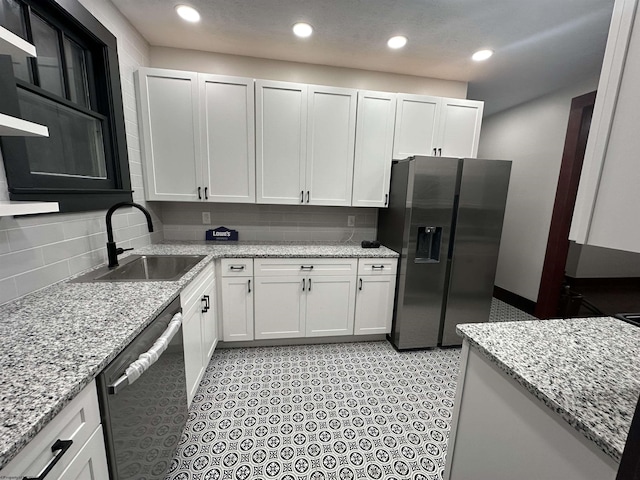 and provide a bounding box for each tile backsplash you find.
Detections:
[160,203,377,243]
[0,0,160,305]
